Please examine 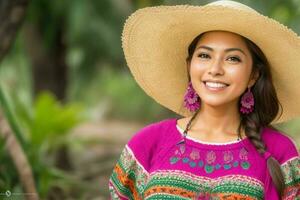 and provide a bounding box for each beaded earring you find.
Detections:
[184,81,200,112]
[240,87,255,114]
